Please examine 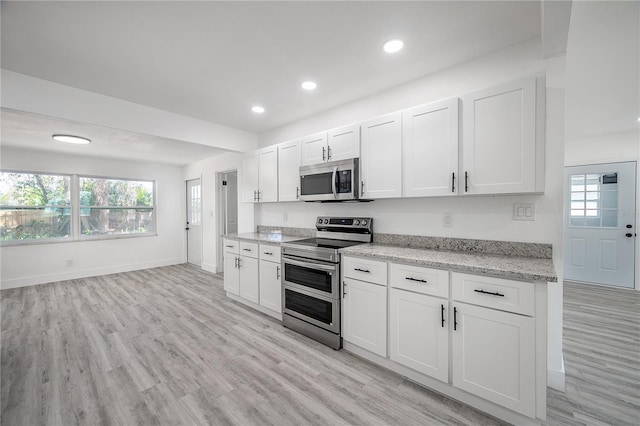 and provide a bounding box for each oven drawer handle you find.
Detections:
[283,257,337,272]
[354,268,371,273]
[405,277,427,283]
[474,289,505,297]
